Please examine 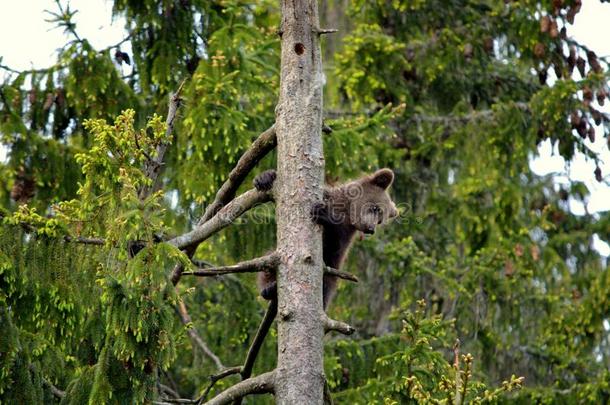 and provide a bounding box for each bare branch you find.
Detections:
[203,371,275,405]
[43,377,66,398]
[30,364,66,398]
[63,235,105,245]
[177,300,224,370]
[199,126,277,225]
[324,380,334,405]
[182,254,356,285]
[182,254,279,277]
[155,398,198,404]
[197,367,242,404]
[316,28,338,35]
[324,266,358,283]
[324,316,355,335]
[138,79,186,200]
[158,383,180,399]
[168,189,271,252]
